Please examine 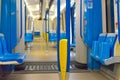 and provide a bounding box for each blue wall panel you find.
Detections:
[1,0,11,52]
[83,0,94,48]
[10,0,17,51]
[0,0,20,52]
[83,0,102,70]
[93,0,102,42]
[83,0,102,48]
